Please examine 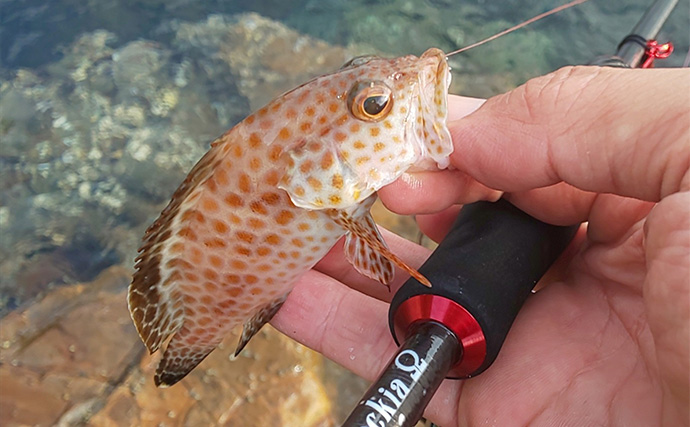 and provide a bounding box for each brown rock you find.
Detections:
[0,265,364,426]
